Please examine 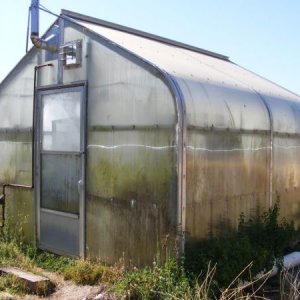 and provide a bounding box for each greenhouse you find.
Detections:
[1,8,300,266]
